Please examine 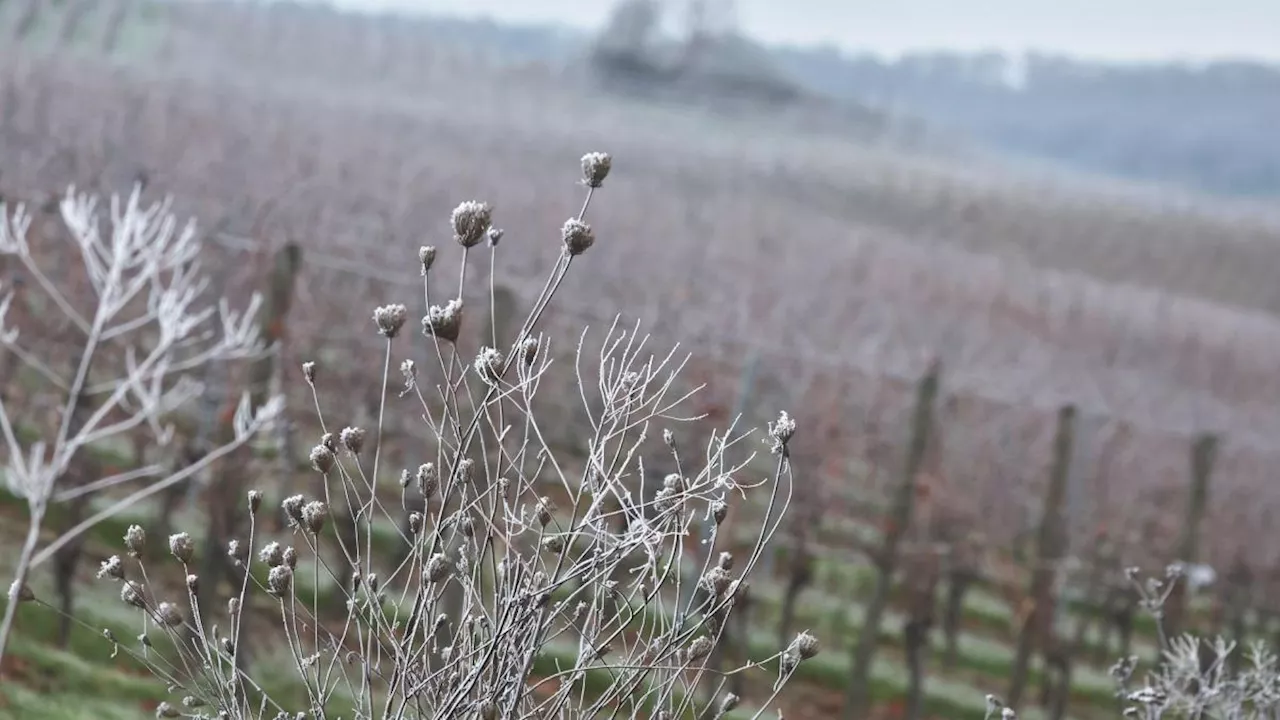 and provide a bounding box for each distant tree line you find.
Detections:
[417,11,1280,198]
[770,47,1280,198]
